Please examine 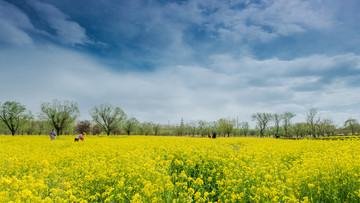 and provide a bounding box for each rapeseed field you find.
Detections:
[1,136,360,202]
